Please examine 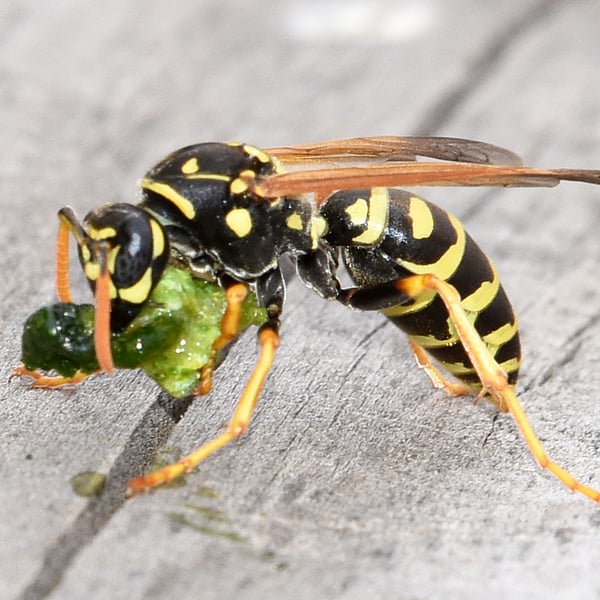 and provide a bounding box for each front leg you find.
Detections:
[11,366,94,388]
[127,325,280,495]
[196,279,250,395]
[128,268,285,495]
